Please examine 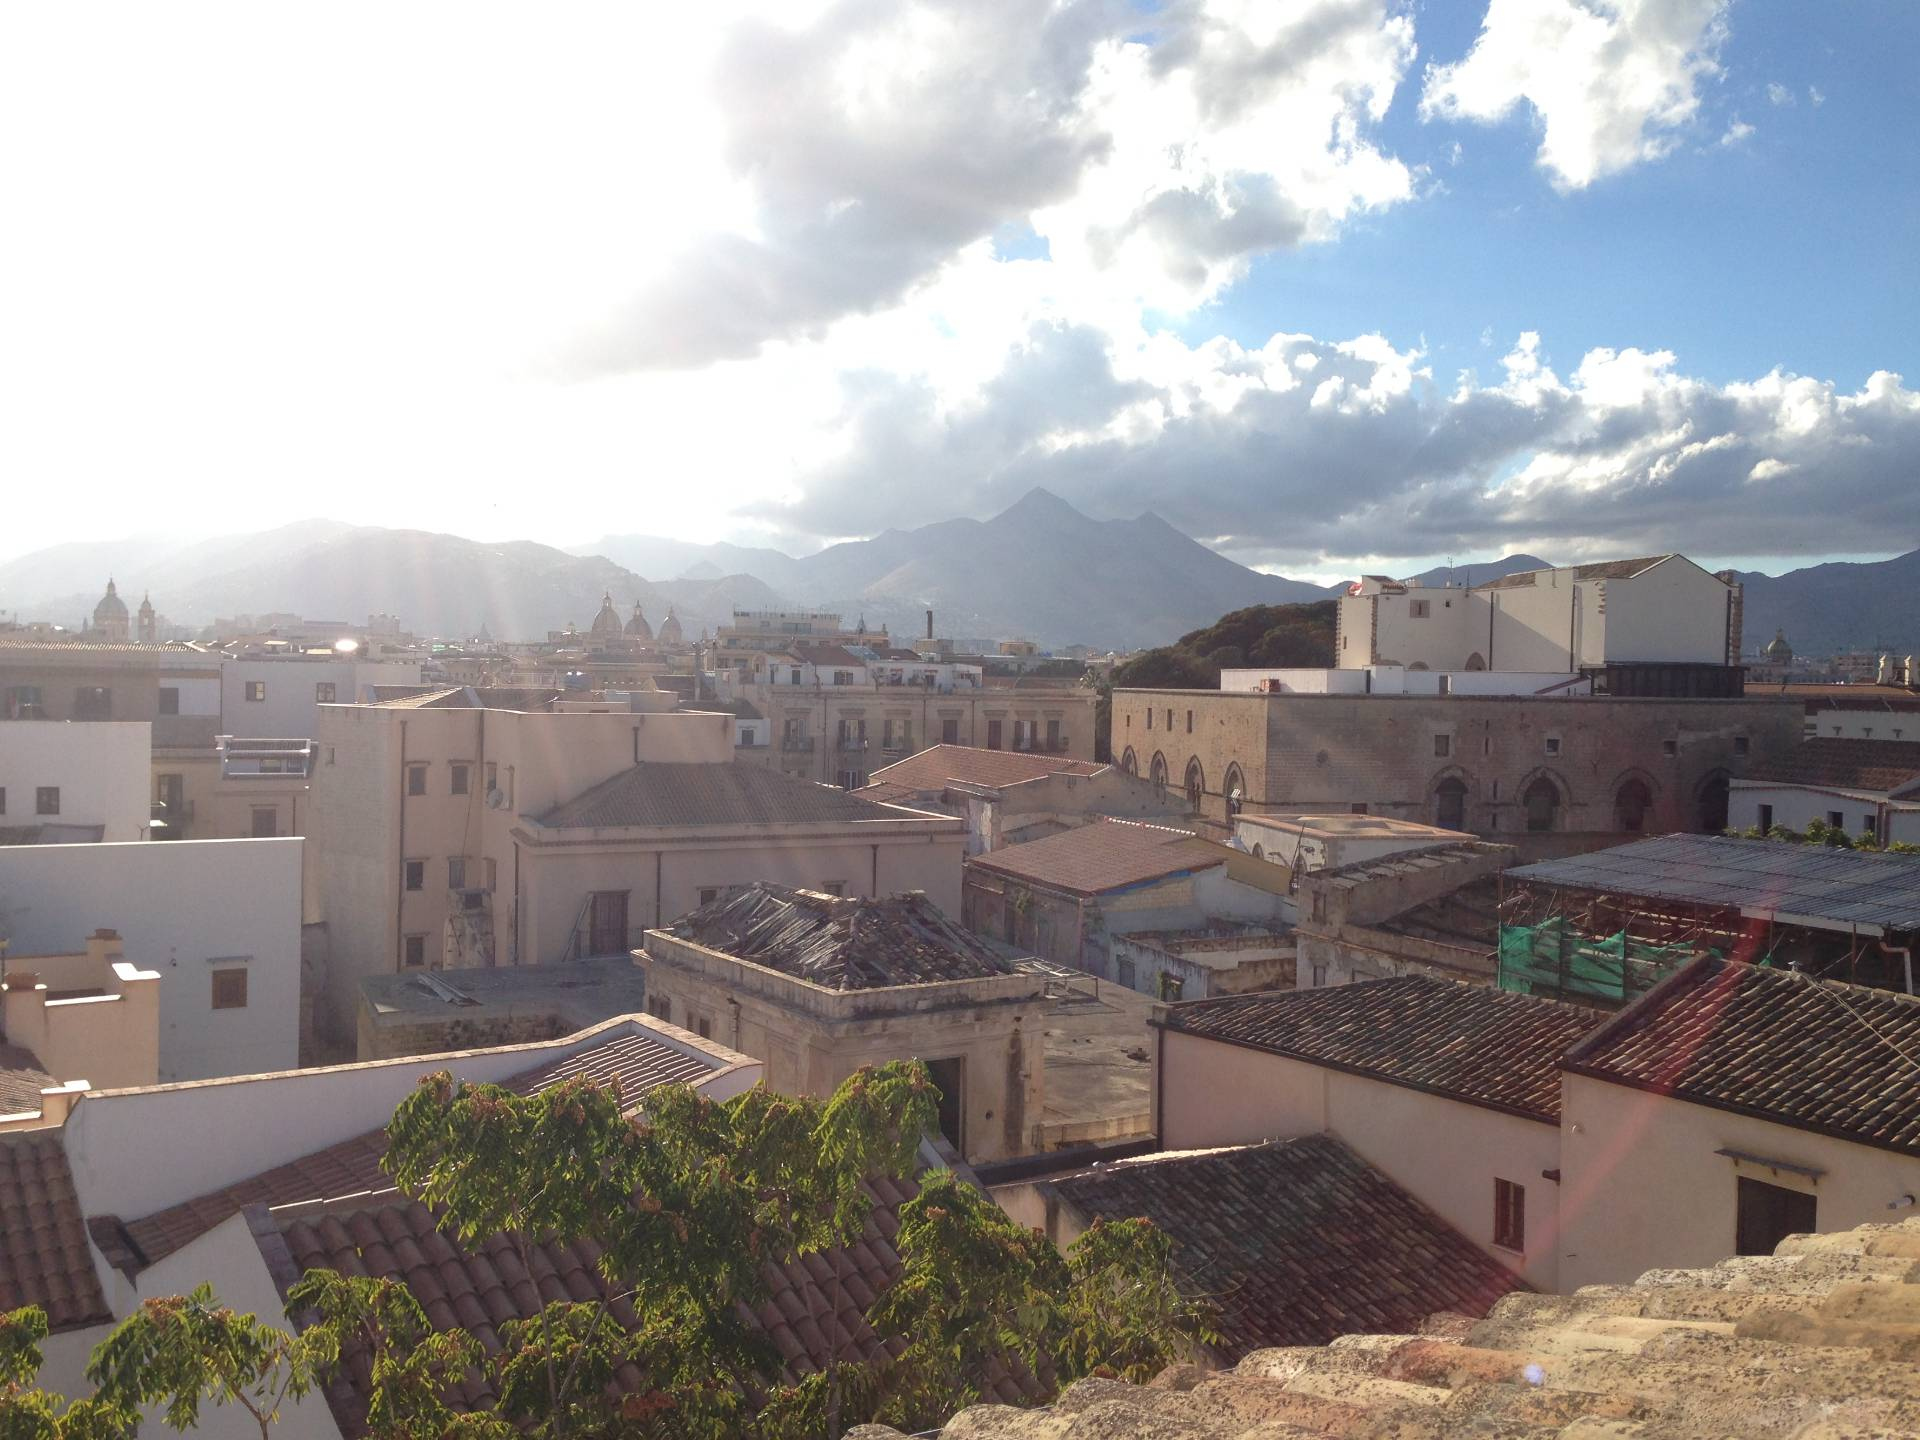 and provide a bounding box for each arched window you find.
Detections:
[1407,662,1429,672]
[1434,776,1468,831]
[1184,758,1206,811]
[1524,777,1560,832]
[1615,778,1653,833]
[1251,843,1265,861]
[1119,746,1138,776]
[1149,752,1168,788]
[1223,763,1246,817]
[1696,769,1730,833]
[1465,652,1487,672]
